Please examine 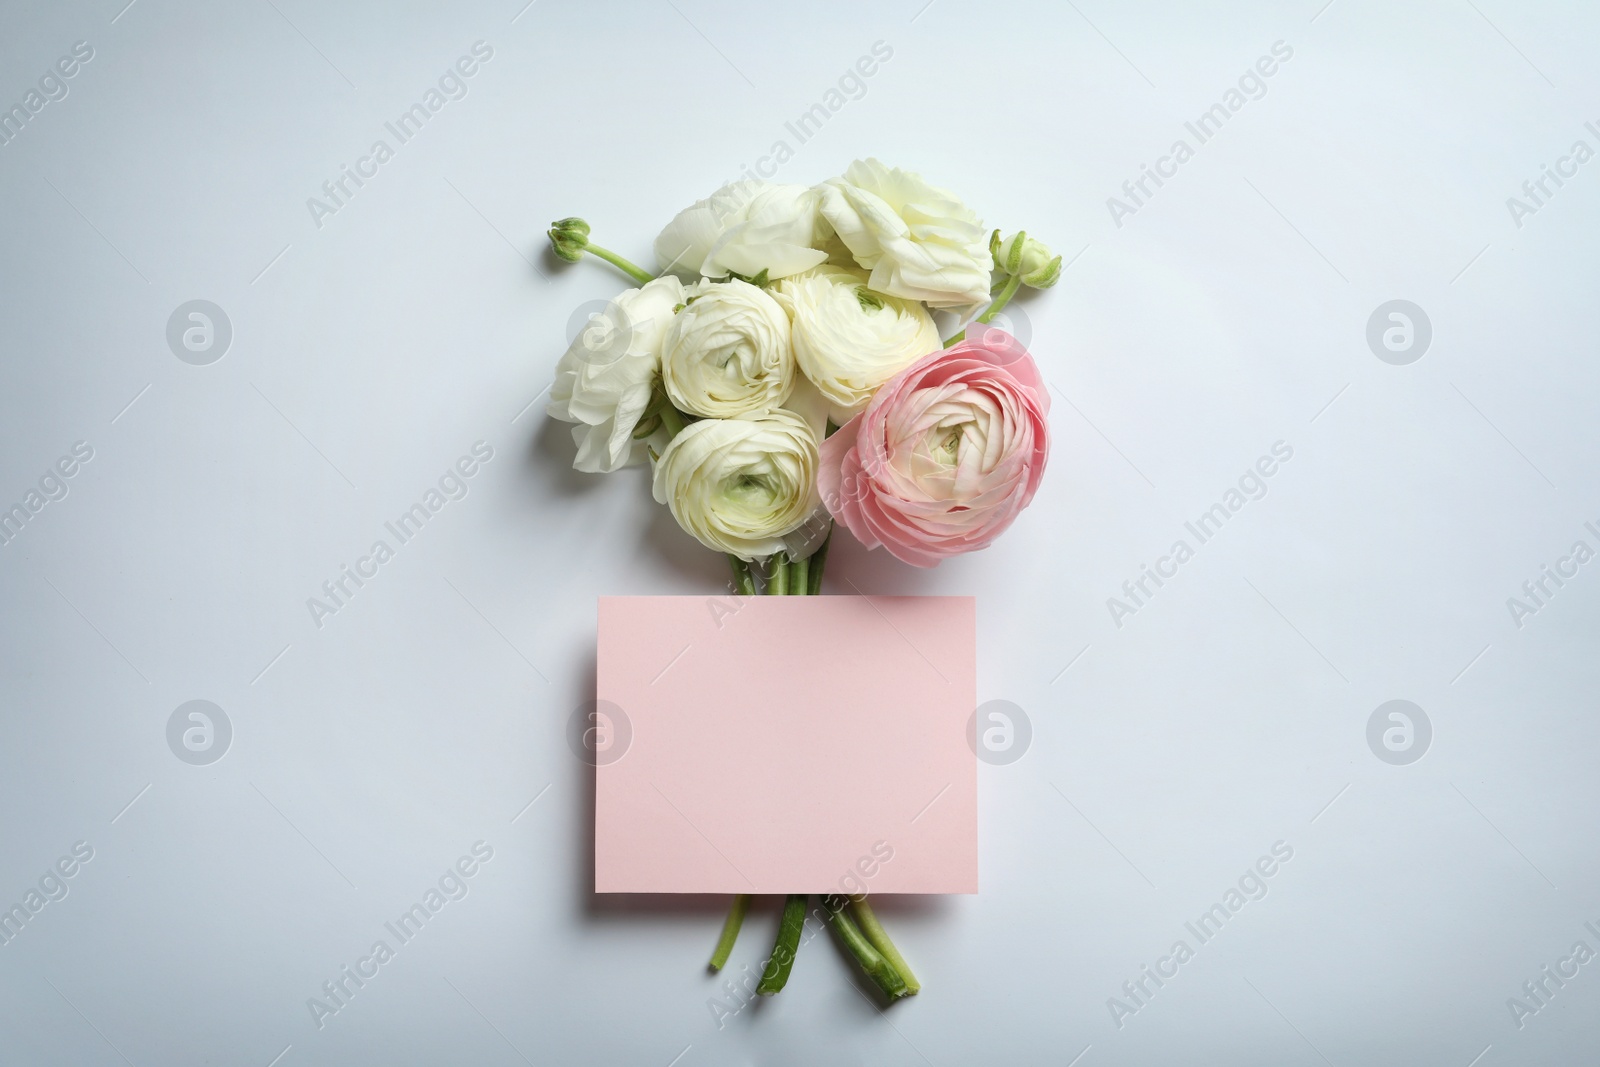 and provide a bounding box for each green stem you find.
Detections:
[788,553,809,595]
[583,241,654,285]
[978,272,1024,325]
[709,893,752,971]
[657,402,685,440]
[728,555,755,597]
[823,897,909,999]
[806,531,831,595]
[768,552,789,596]
[850,899,920,994]
[755,894,808,994]
[944,272,1022,347]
